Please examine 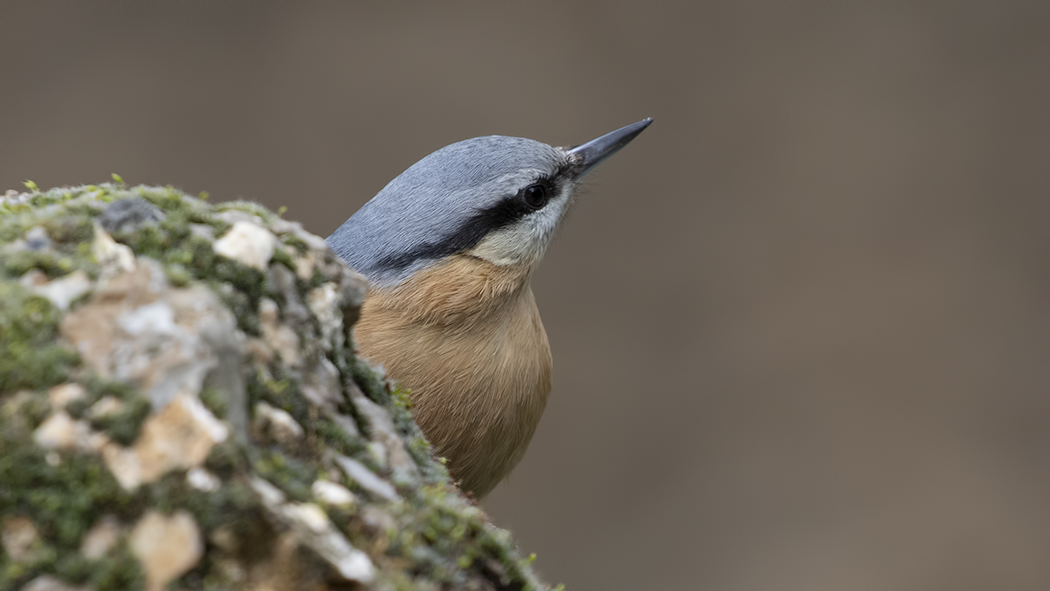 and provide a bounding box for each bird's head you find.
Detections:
[328,118,651,288]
